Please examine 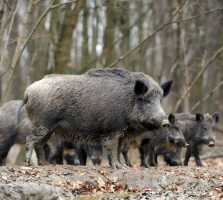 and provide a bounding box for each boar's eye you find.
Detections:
[147,100,151,104]
[138,98,151,104]
[138,98,144,102]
